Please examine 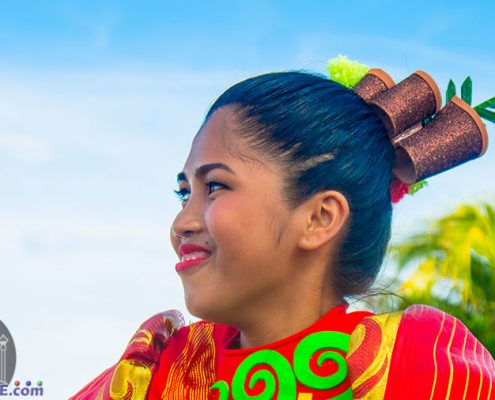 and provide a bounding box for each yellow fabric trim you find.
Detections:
[162,322,216,400]
[483,349,493,400]
[95,387,104,400]
[346,323,365,359]
[461,327,470,400]
[445,318,457,399]
[347,311,403,400]
[428,311,446,400]
[129,329,153,346]
[474,340,484,400]
[109,359,152,400]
